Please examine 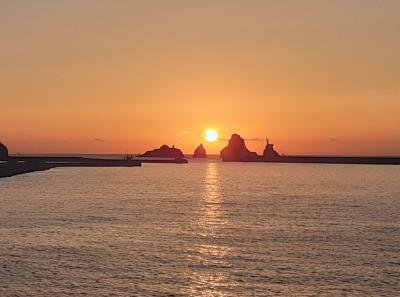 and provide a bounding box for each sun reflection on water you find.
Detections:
[197,162,226,235]
[188,163,233,297]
